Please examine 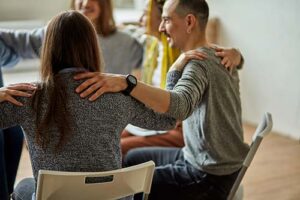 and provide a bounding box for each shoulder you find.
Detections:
[0,95,32,112]
[186,47,223,73]
[184,59,208,76]
[94,92,143,113]
[110,30,134,41]
[113,30,142,47]
[101,92,137,104]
